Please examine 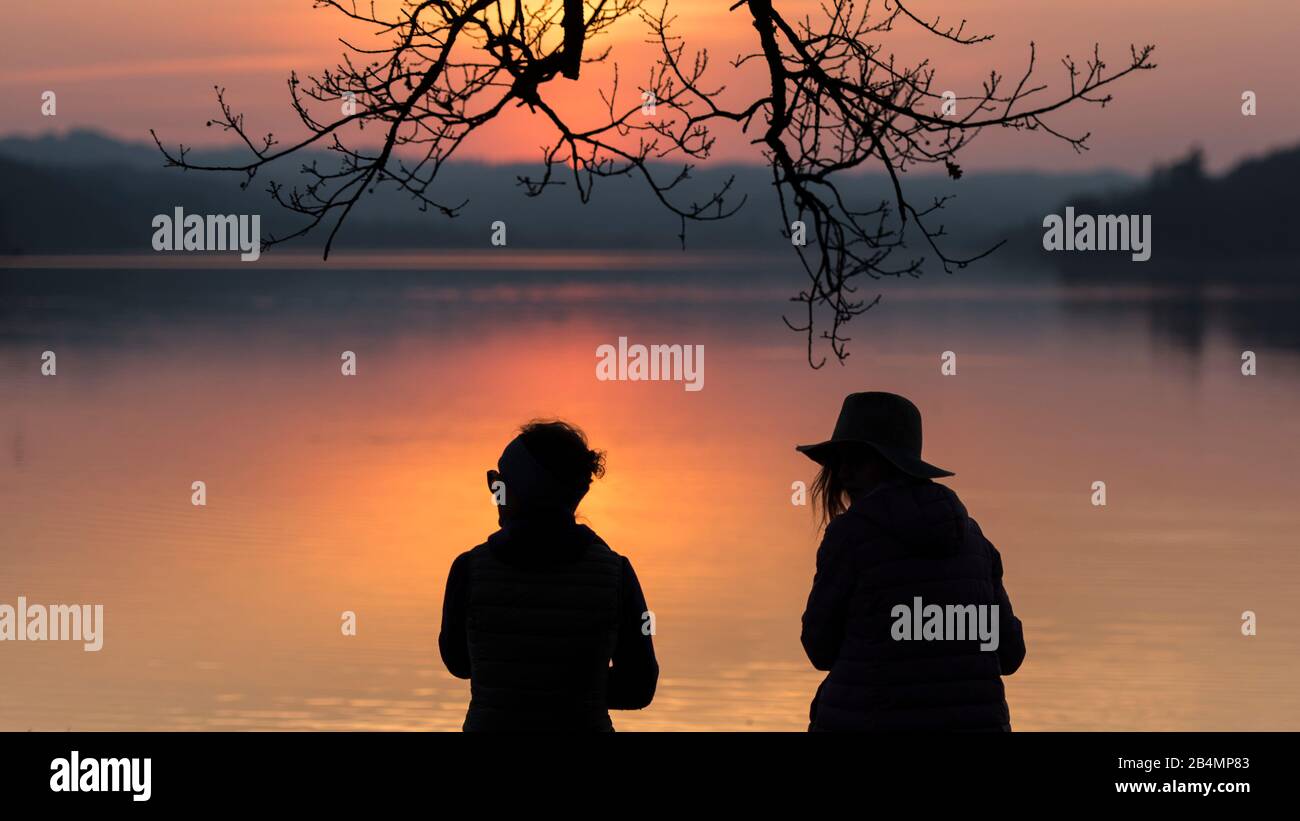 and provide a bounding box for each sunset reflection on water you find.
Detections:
[3,259,1299,730]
